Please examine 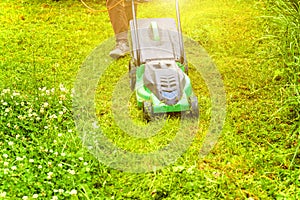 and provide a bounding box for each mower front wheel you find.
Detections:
[143,102,167,121]
[143,101,153,121]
